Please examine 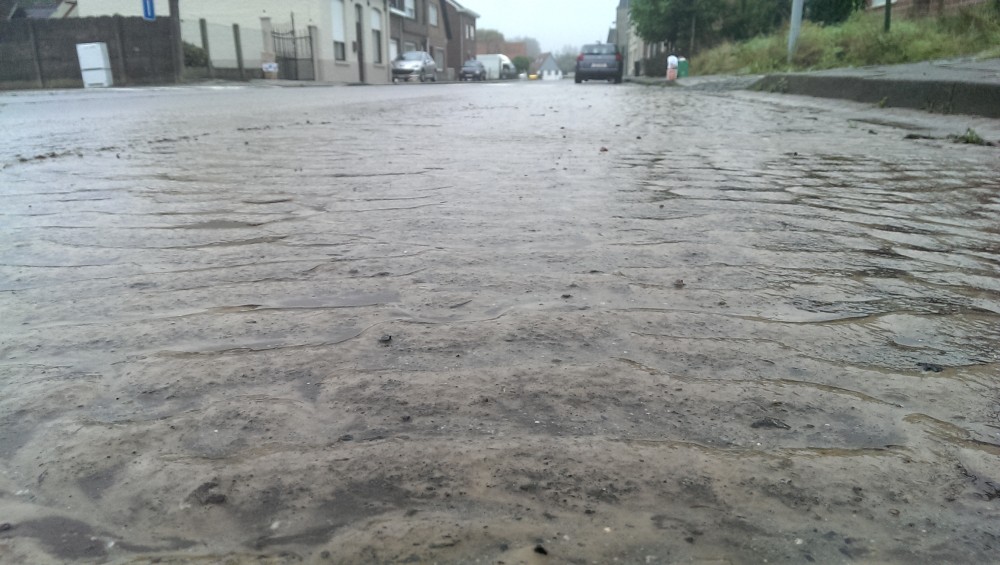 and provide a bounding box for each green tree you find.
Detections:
[477,29,506,54]
[630,0,725,55]
[806,0,865,25]
[554,45,580,73]
[512,56,531,73]
[723,0,791,41]
[630,0,681,45]
[510,36,542,57]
